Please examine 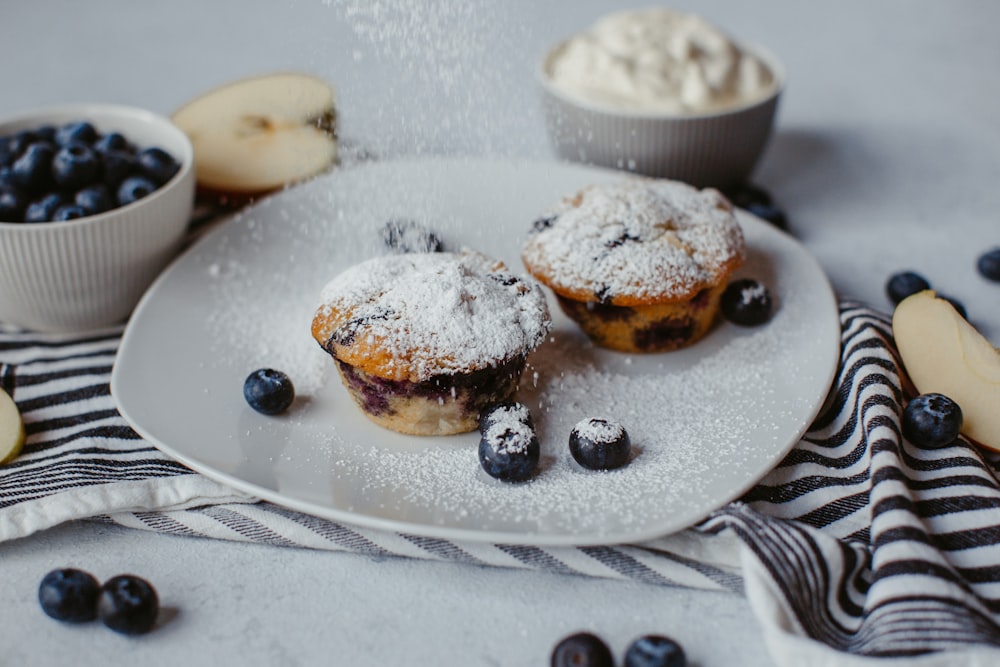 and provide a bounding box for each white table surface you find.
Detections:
[2,1,998,665]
